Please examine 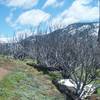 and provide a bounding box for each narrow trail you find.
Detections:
[0,65,13,80]
[0,67,10,80]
